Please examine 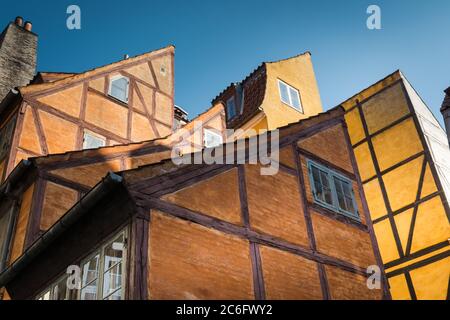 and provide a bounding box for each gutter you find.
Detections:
[0,160,33,199]
[0,171,123,288]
